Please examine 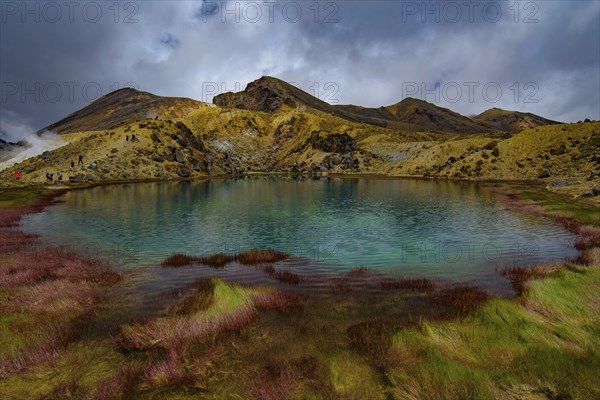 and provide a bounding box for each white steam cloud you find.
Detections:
[0,109,65,170]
